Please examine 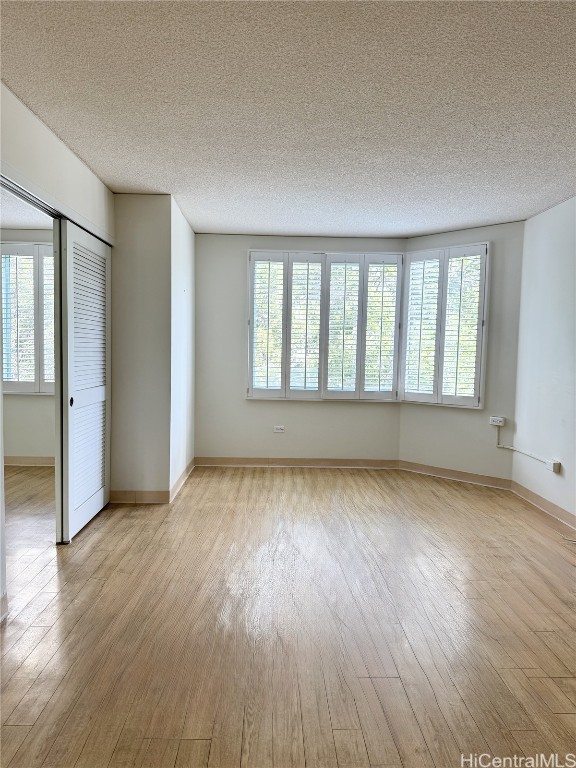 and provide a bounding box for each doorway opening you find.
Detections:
[1,185,57,559]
